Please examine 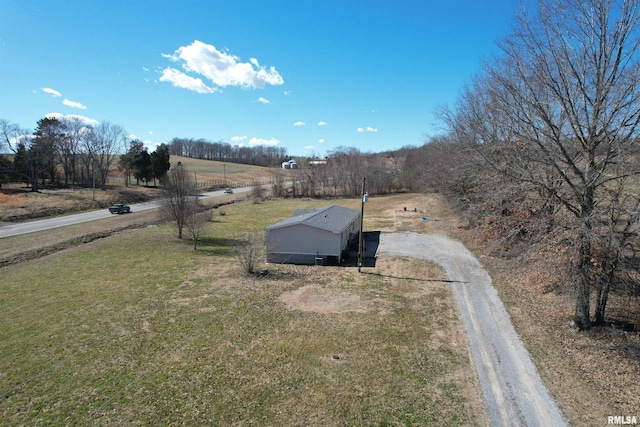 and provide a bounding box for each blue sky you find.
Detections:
[0,0,525,157]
